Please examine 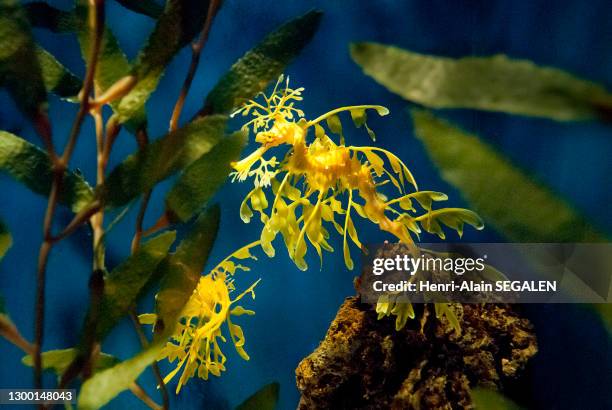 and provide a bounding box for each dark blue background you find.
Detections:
[1,1,611,409]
